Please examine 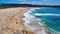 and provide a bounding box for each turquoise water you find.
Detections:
[29,7,60,32]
